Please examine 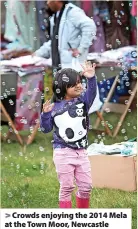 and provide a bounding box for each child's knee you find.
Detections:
[77,183,92,198]
[60,184,75,194]
[59,185,75,200]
